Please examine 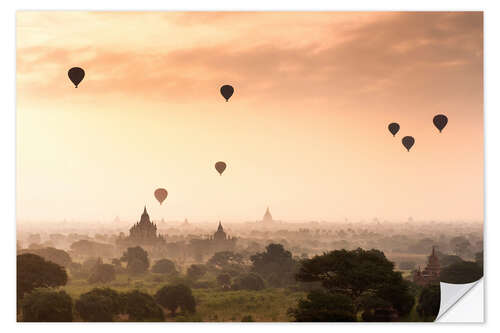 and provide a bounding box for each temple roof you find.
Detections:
[263,207,273,222]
